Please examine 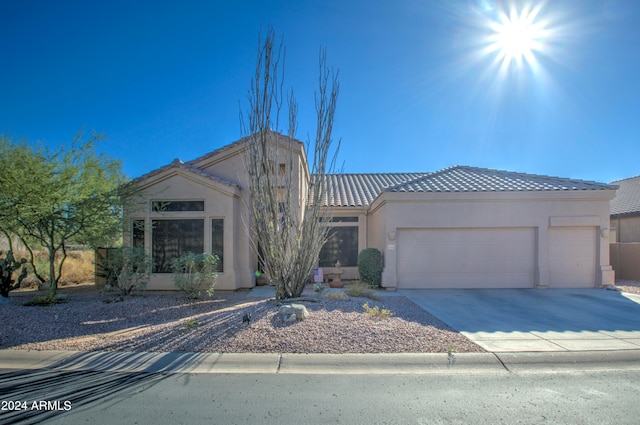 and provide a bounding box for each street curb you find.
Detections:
[2,349,640,375]
[496,349,640,373]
